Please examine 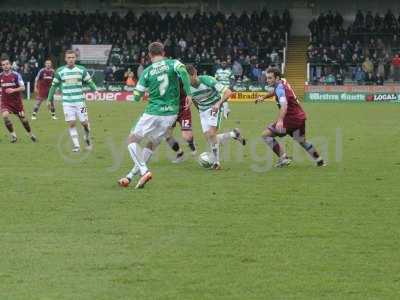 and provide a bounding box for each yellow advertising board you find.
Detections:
[229,92,275,102]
